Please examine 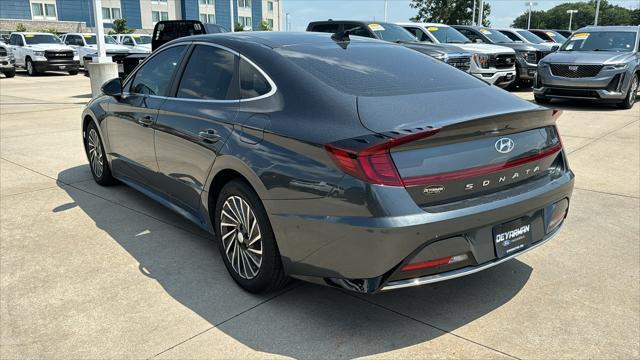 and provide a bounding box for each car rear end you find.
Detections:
[272,40,574,293]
